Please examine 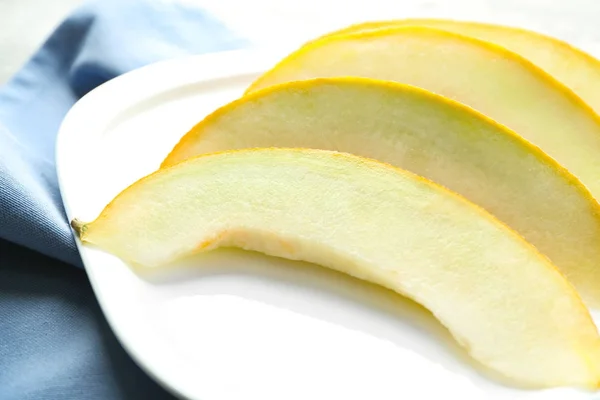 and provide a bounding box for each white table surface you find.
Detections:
[0,0,82,84]
[3,0,600,85]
